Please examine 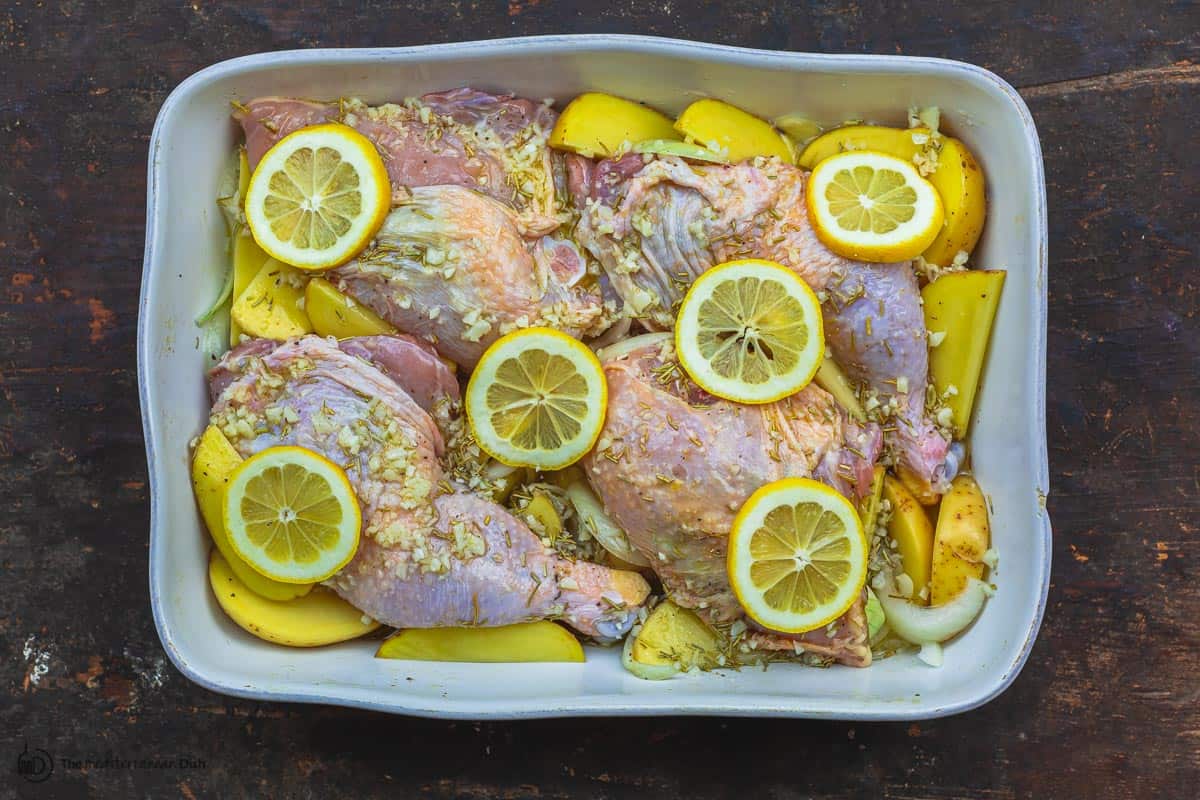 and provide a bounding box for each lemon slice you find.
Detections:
[223,446,362,583]
[728,477,868,633]
[465,327,607,470]
[805,150,945,262]
[674,259,825,404]
[245,123,390,270]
